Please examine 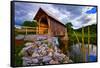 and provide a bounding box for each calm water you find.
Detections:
[70,43,97,62]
